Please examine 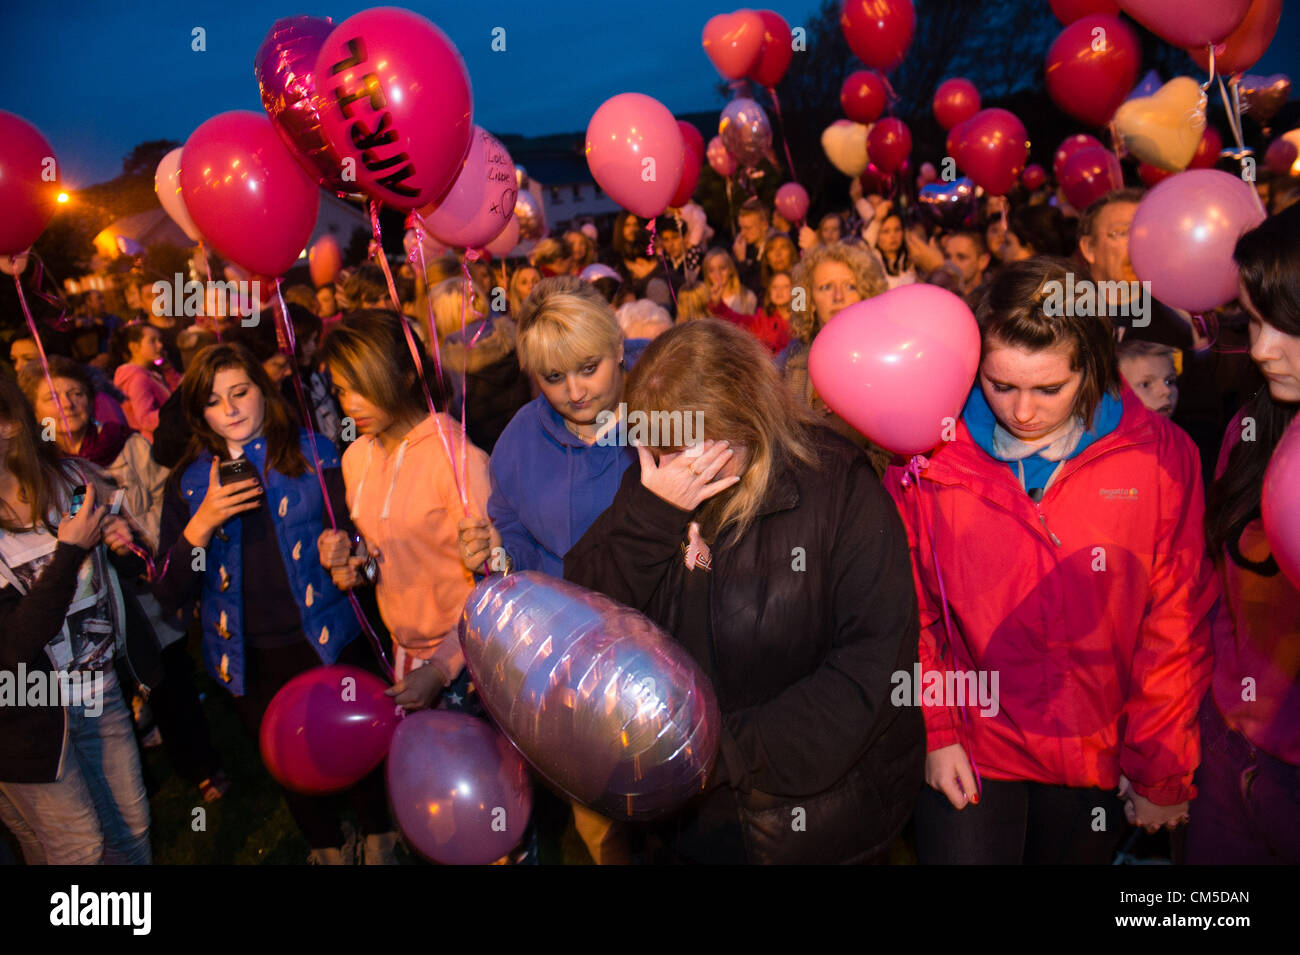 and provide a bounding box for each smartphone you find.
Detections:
[68,484,88,515]
[218,458,259,486]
